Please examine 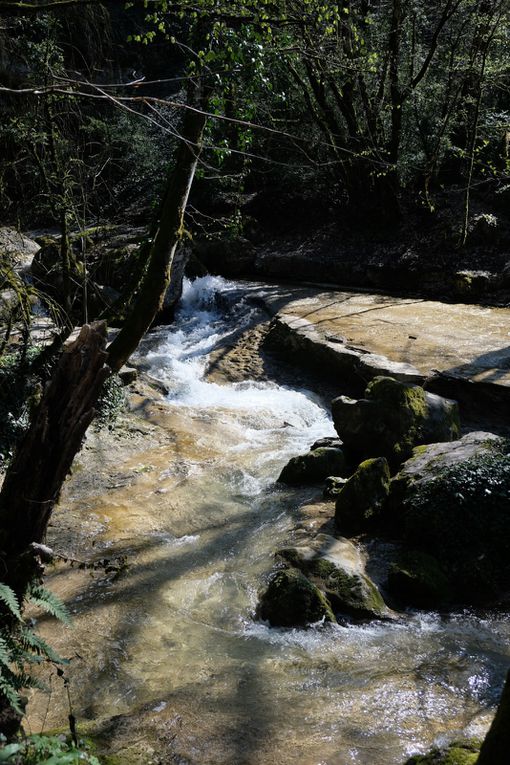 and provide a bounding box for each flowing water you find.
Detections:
[30,276,510,764]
